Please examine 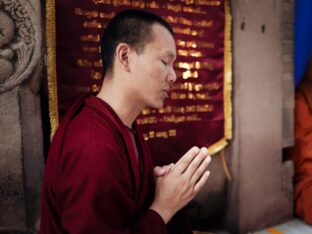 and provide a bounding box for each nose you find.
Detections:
[168,66,177,83]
